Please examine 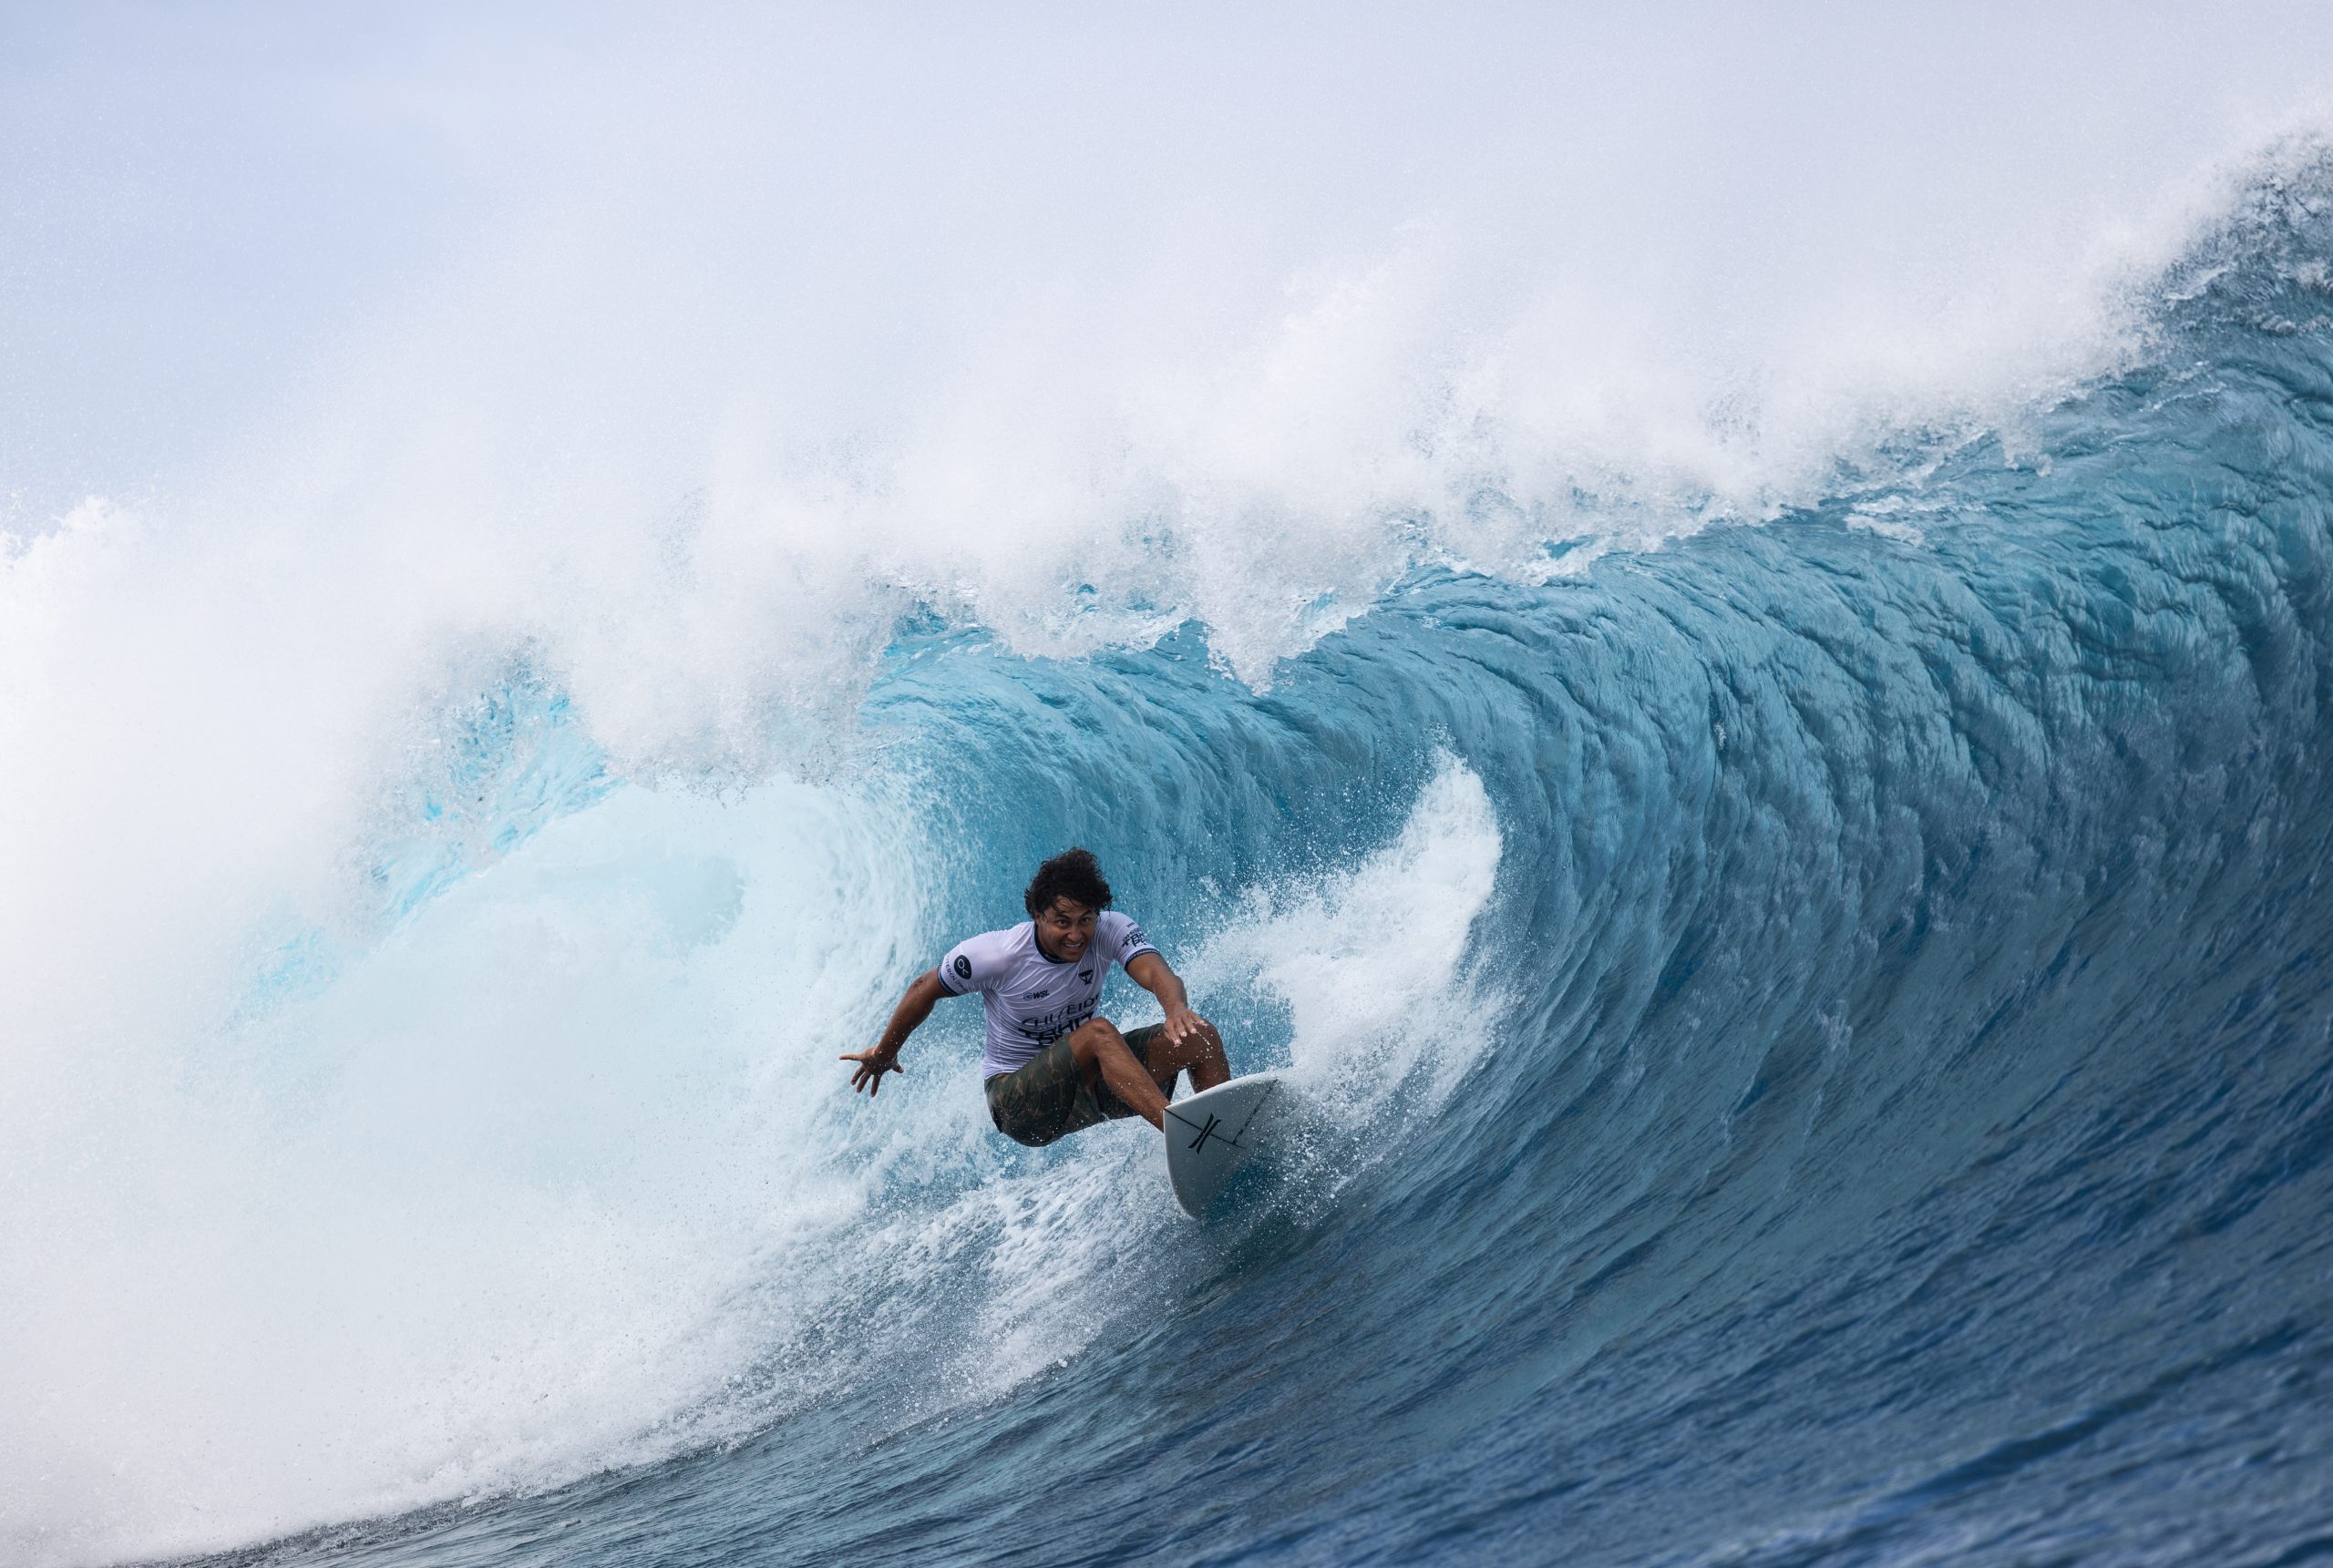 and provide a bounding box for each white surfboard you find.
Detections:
[1163,1071,1287,1216]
